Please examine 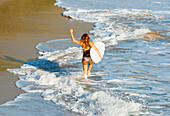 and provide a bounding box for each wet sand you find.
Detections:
[0,0,93,104]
